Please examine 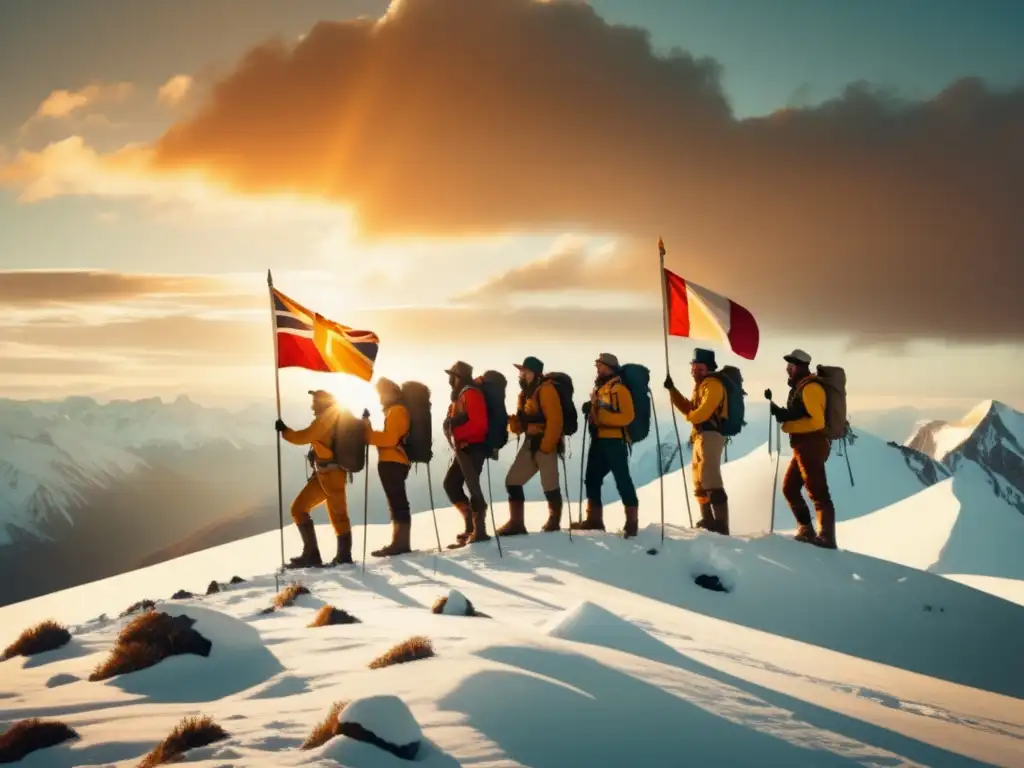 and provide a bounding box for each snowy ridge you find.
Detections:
[1,485,1023,767]
[0,397,274,544]
[906,399,1024,515]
